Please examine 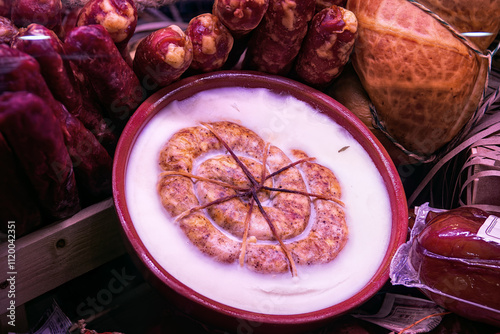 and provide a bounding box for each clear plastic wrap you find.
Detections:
[390,203,500,327]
